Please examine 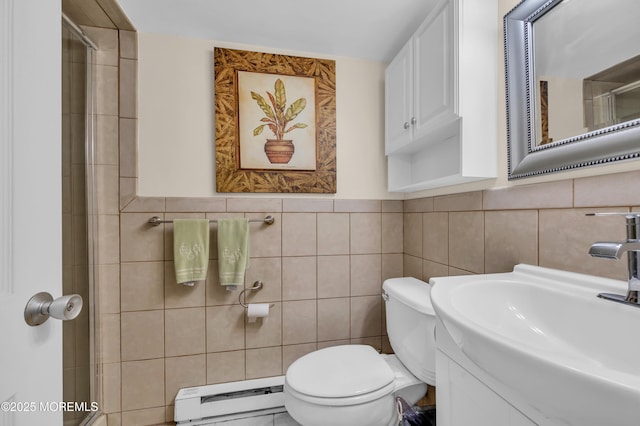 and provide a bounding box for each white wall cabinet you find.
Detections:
[385,0,498,192]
